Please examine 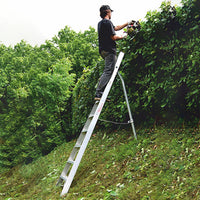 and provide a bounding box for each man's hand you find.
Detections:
[111,32,128,41]
[128,20,136,25]
[121,32,128,39]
